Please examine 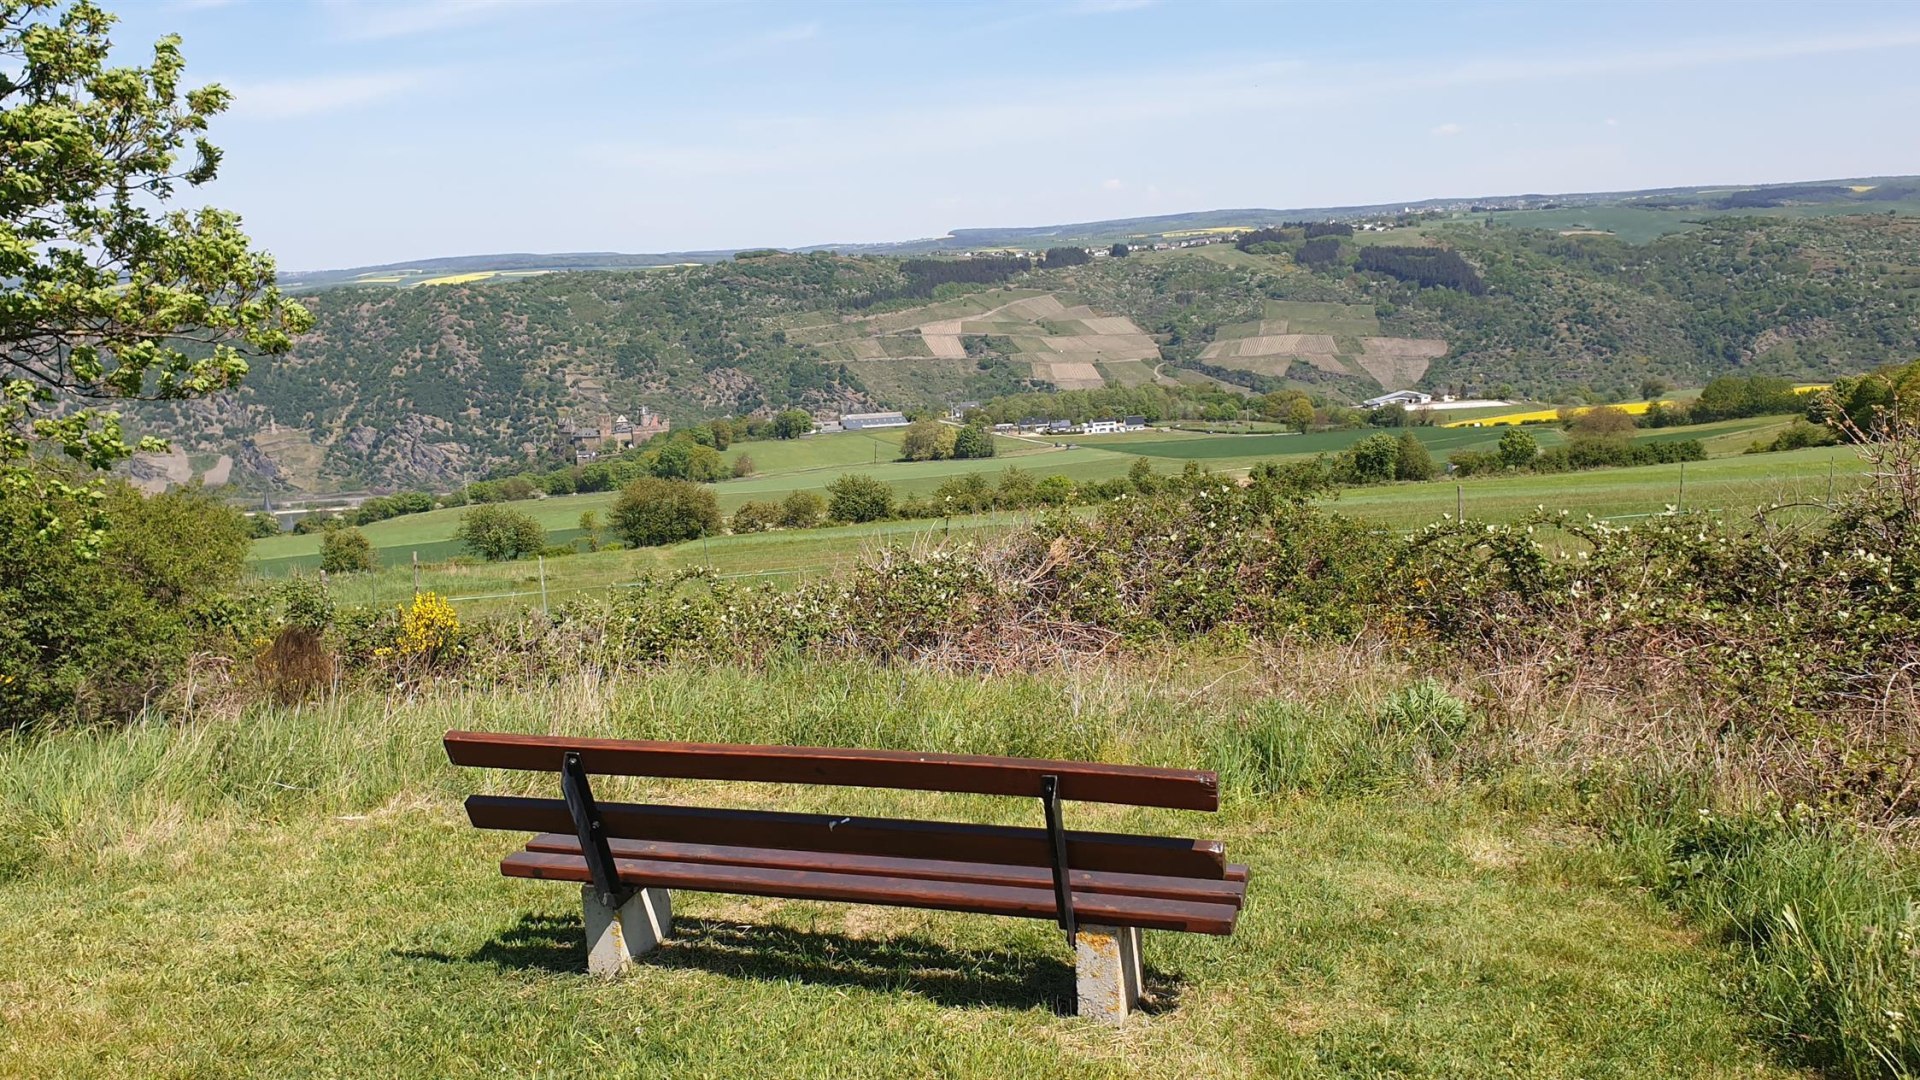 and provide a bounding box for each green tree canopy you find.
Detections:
[454,505,545,562]
[319,526,378,574]
[610,476,720,546]
[826,473,893,523]
[0,0,310,548]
